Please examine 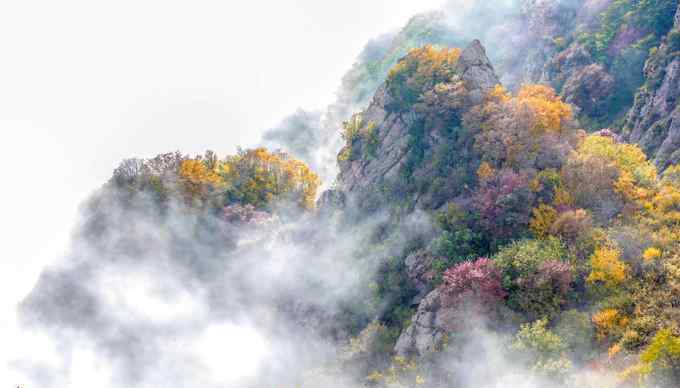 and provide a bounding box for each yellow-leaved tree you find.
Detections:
[473,84,578,171]
[587,245,627,289]
[220,148,320,210]
[179,158,224,202]
[516,84,573,133]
